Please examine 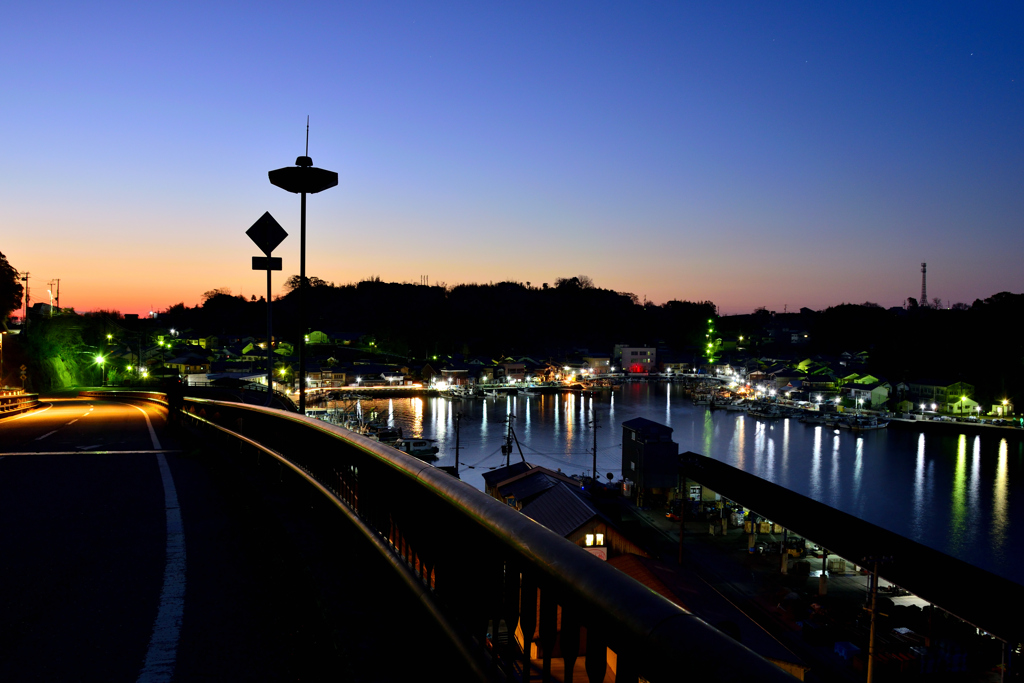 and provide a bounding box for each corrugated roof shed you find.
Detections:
[520,482,597,538]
